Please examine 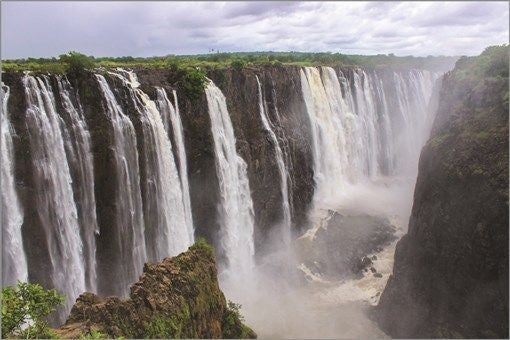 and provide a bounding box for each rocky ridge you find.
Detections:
[55,240,256,339]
